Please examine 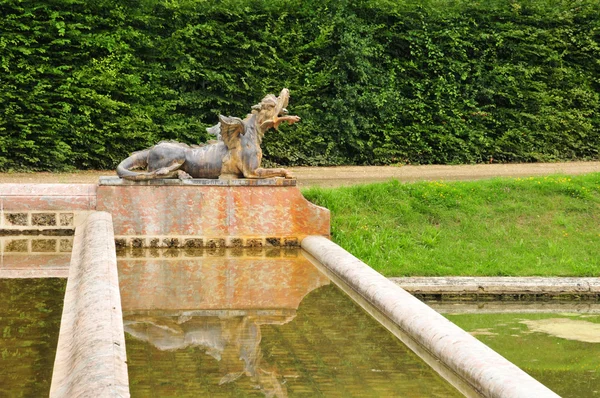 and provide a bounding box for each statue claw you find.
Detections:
[287,115,301,125]
[177,170,192,180]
